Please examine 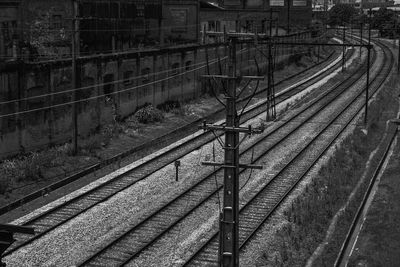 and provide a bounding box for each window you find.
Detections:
[103,74,114,100]
[171,63,180,76]
[141,68,151,83]
[185,61,192,71]
[123,71,134,86]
